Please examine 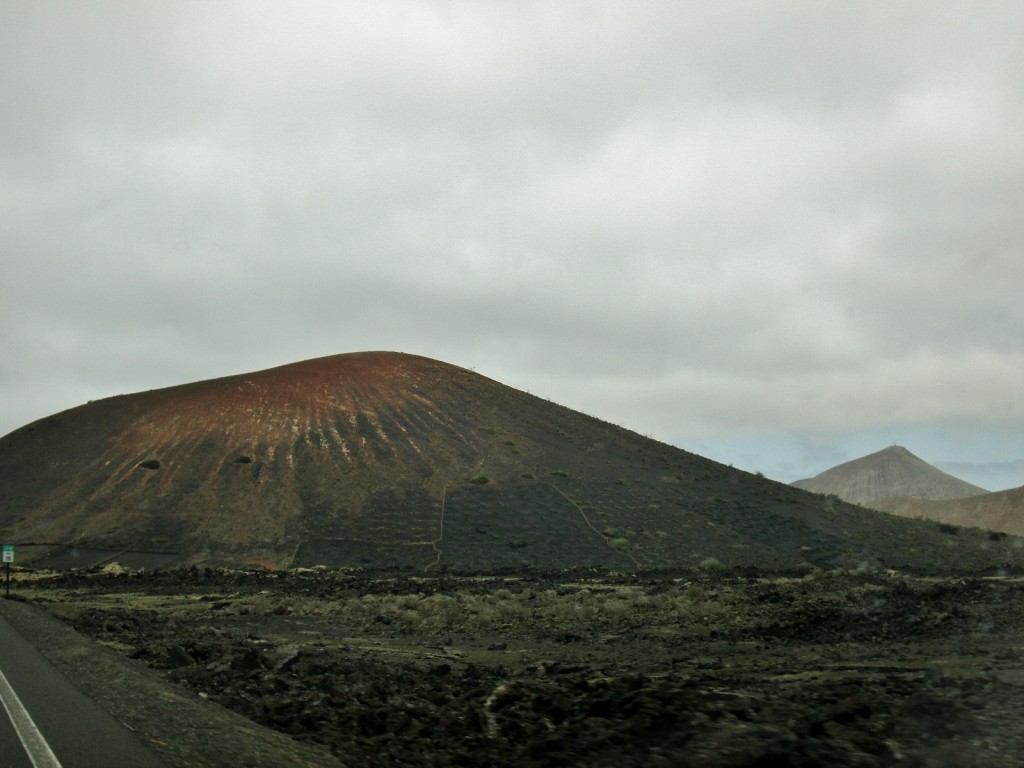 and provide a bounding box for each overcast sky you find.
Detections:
[2,1,1022,487]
